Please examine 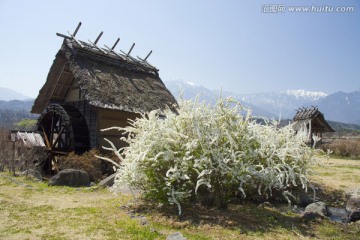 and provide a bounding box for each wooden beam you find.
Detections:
[51,94,66,98]
[144,50,152,61]
[51,126,68,150]
[88,40,107,54]
[72,22,82,37]
[67,31,84,48]
[94,31,103,44]
[111,38,120,50]
[120,49,138,61]
[136,56,157,69]
[46,63,67,107]
[41,126,51,149]
[55,83,72,87]
[127,43,135,56]
[104,45,126,60]
[56,33,72,40]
